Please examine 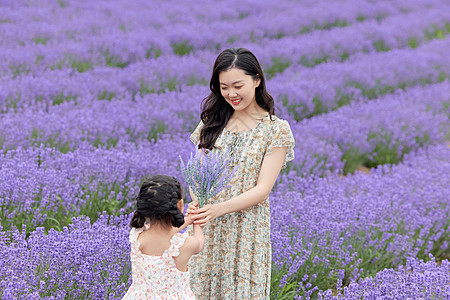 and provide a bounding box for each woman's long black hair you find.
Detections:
[130,175,184,229]
[198,48,275,150]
